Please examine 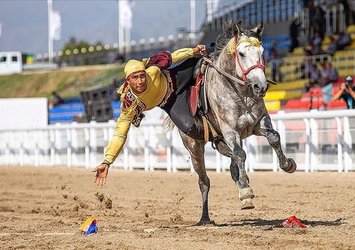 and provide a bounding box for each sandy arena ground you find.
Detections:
[0,166,355,250]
